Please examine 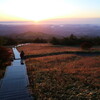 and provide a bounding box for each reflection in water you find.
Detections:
[12,48,20,59]
[20,59,24,65]
[0,48,33,100]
